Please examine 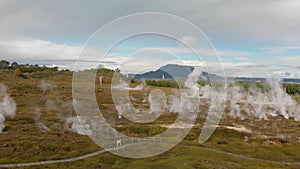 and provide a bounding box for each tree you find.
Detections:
[0,60,10,69]
[11,62,19,69]
[33,64,39,68]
